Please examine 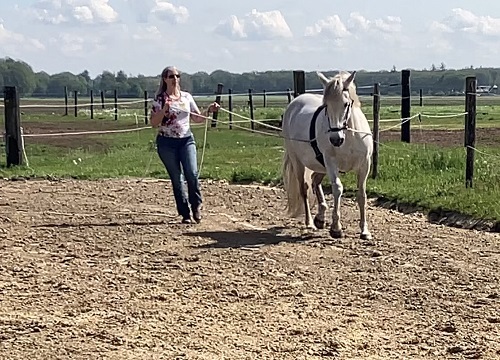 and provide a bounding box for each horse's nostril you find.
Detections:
[330,135,344,147]
[329,137,343,147]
